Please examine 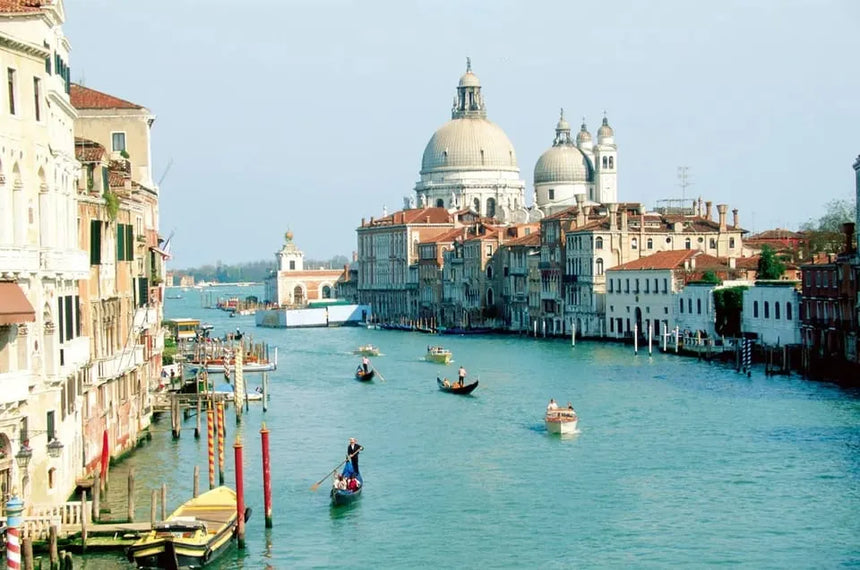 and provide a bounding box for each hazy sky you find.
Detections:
[64,0,860,268]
